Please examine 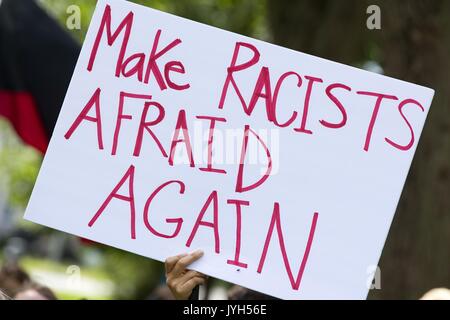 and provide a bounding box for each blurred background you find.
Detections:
[0,0,448,300]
